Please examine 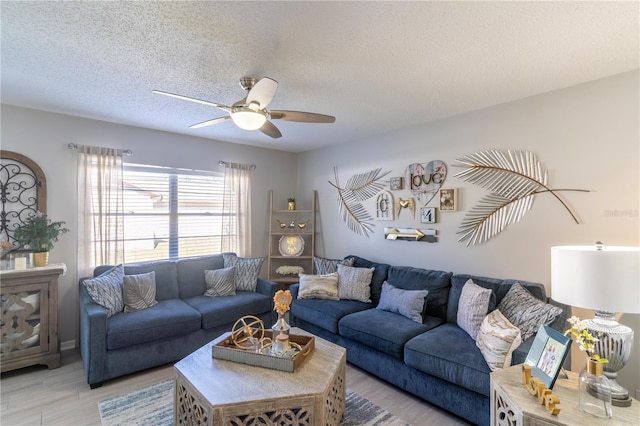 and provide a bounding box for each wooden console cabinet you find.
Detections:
[1,264,65,372]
